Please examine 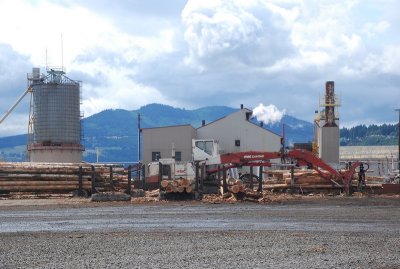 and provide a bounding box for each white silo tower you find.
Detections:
[26,67,84,163]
